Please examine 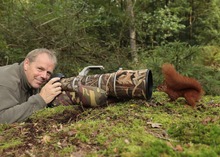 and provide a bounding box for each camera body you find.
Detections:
[51,73,65,83]
[47,73,65,108]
